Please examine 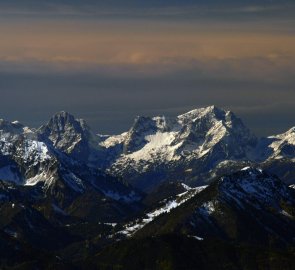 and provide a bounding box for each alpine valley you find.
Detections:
[1,106,295,269]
